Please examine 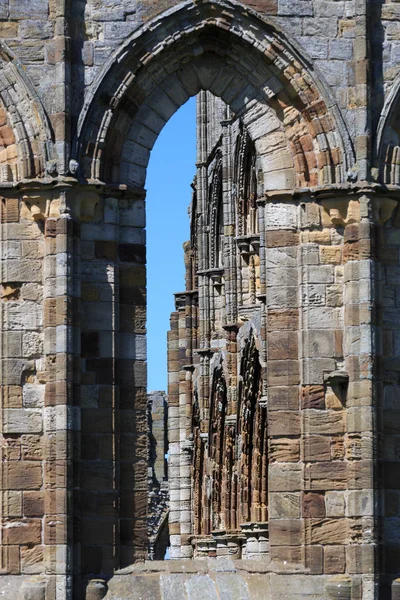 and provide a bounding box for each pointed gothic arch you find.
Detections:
[0,42,54,180]
[376,73,400,185]
[75,0,354,193]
